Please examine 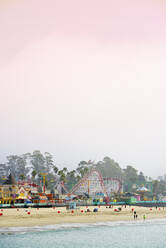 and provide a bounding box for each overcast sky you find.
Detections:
[0,0,166,177]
